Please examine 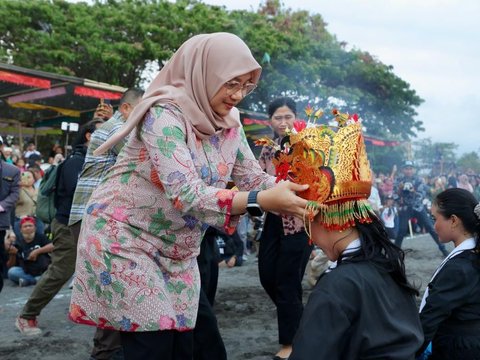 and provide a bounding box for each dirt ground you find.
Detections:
[0,234,451,360]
